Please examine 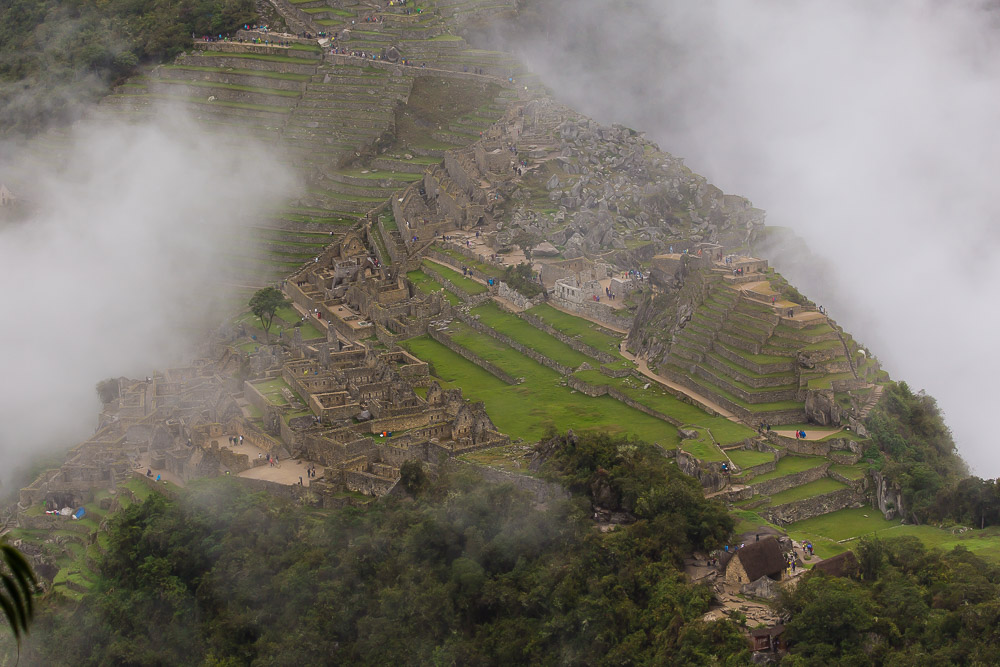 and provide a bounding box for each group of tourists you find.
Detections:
[228,434,245,446]
[604,286,617,300]
[793,429,808,439]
